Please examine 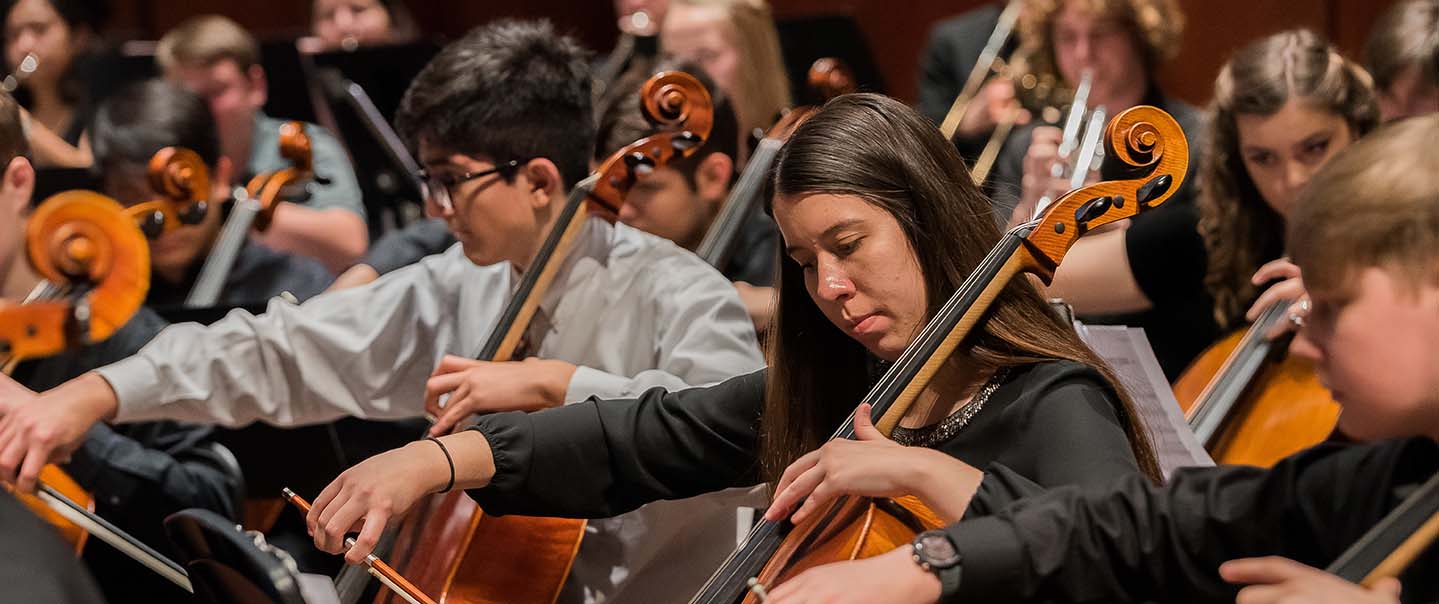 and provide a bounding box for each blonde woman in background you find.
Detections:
[662,0,792,157]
